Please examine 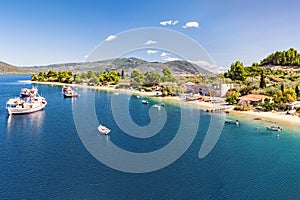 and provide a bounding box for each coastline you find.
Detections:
[22,80,300,126]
